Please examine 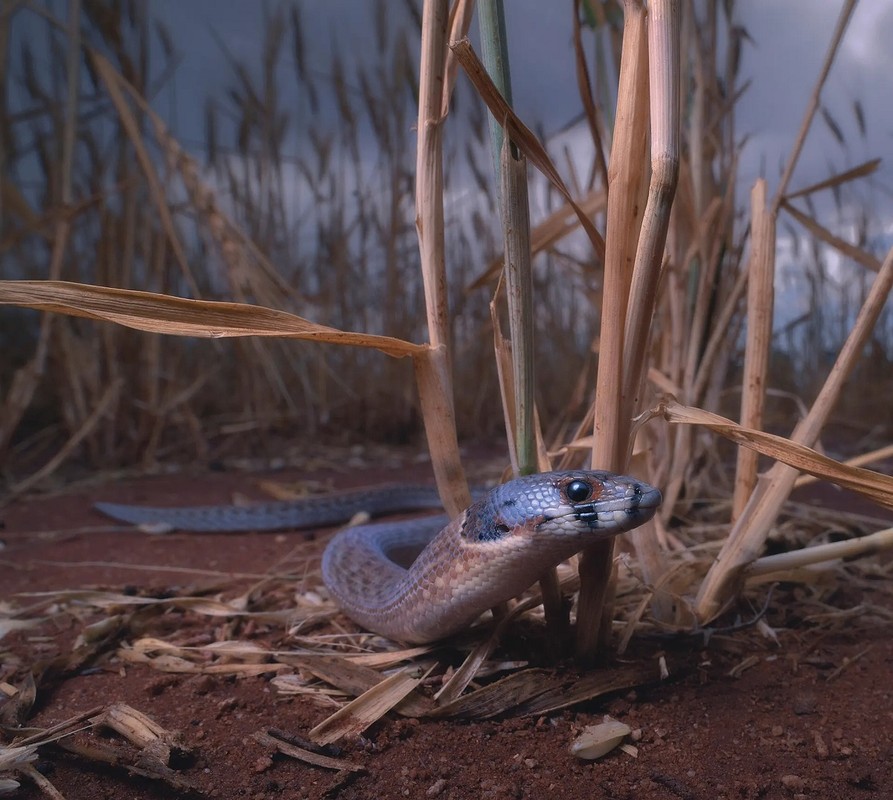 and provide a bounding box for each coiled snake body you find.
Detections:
[97,470,660,643]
